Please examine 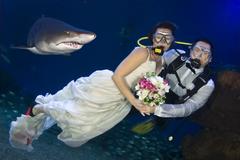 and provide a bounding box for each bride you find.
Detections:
[9,21,176,151]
